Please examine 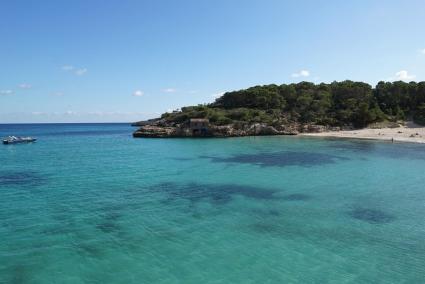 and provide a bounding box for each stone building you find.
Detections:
[189,118,210,136]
